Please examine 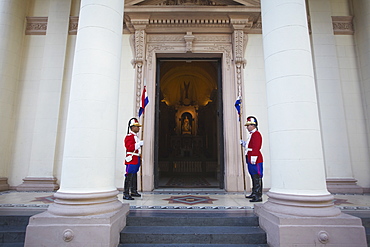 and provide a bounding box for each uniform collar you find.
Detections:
[129,130,138,136]
[249,128,257,134]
